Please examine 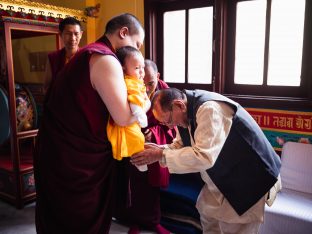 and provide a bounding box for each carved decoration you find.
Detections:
[84,3,100,18]
[0,0,85,22]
